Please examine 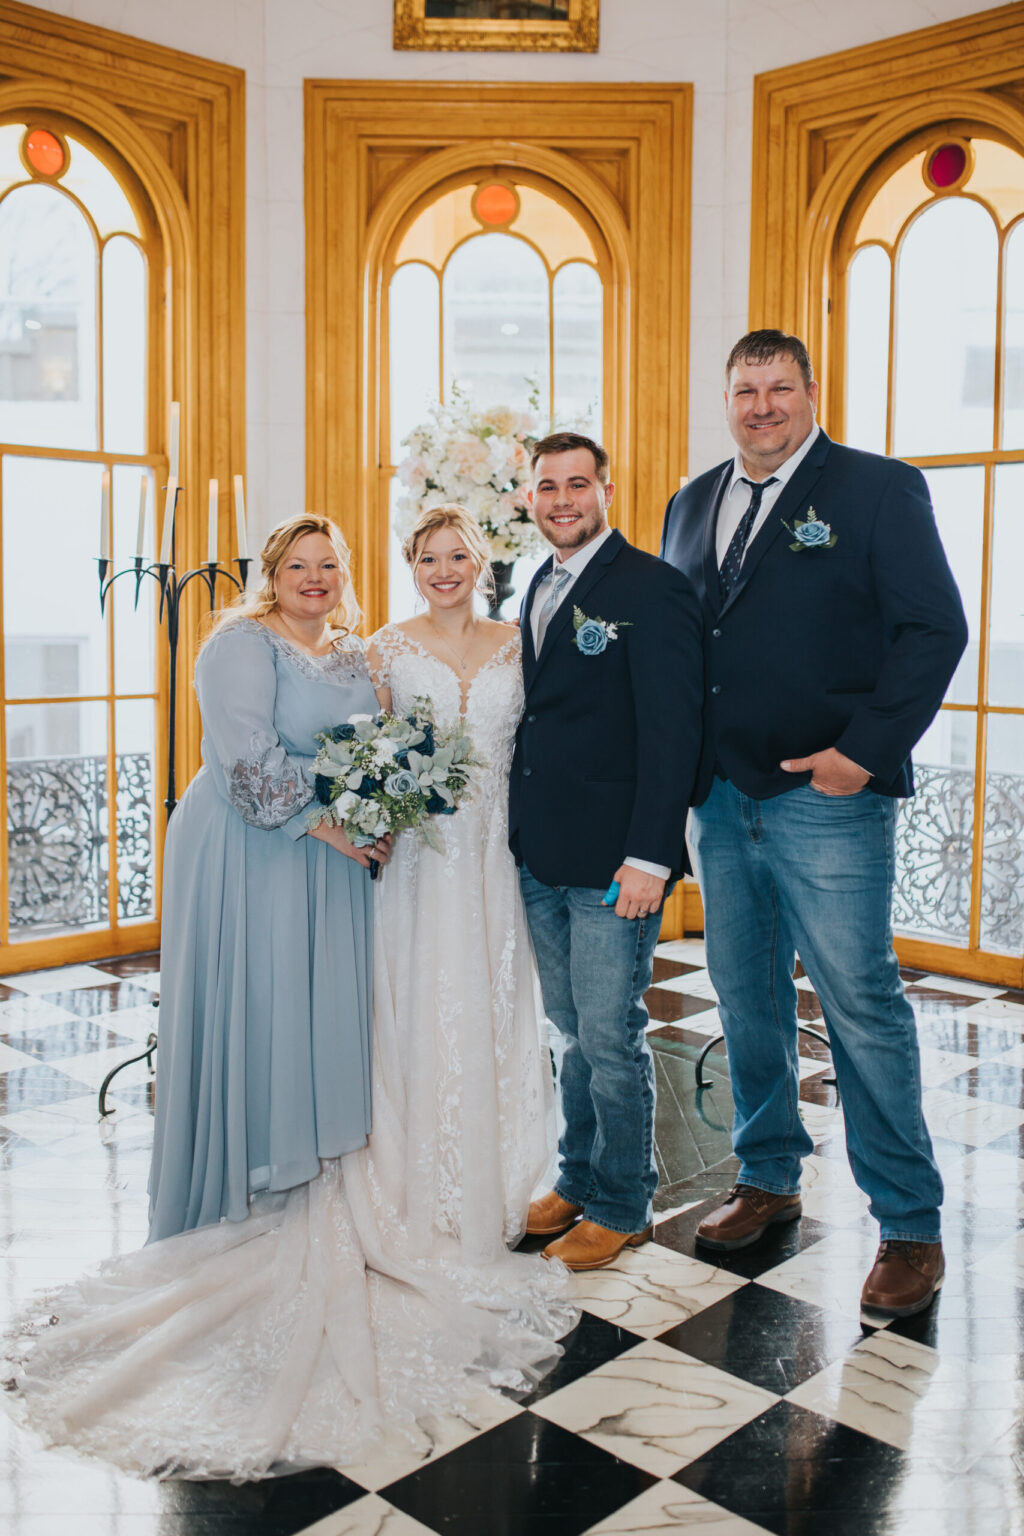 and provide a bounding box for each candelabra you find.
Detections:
[95,485,251,816]
[95,482,249,1116]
